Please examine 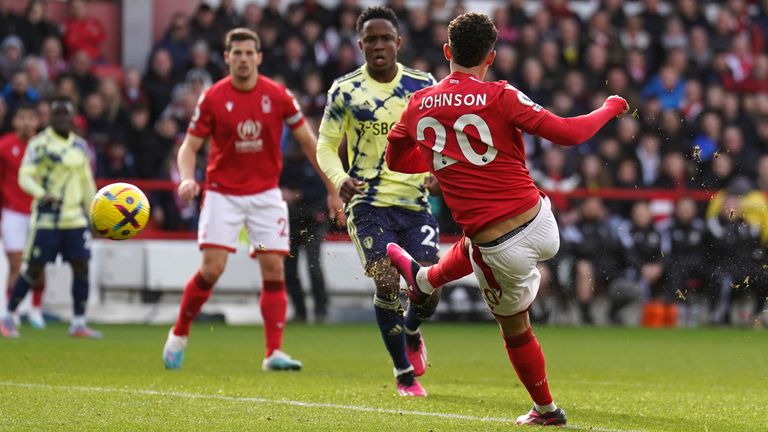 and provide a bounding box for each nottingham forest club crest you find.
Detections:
[235,119,263,152]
